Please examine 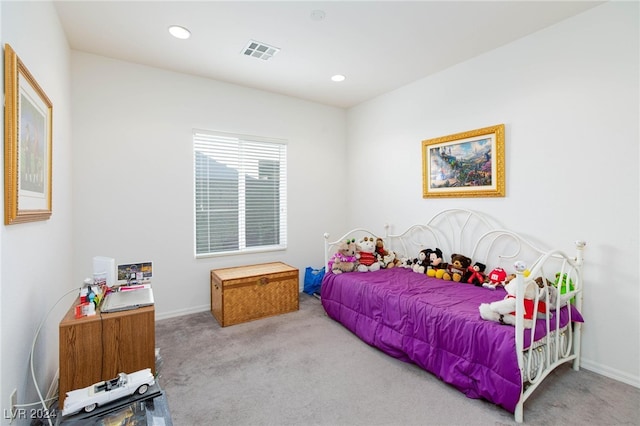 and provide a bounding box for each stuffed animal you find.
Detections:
[375,238,389,259]
[373,238,400,269]
[554,272,575,303]
[442,253,472,282]
[328,239,358,274]
[412,249,430,274]
[482,267,515,290]
[380,250,402,269]
[479,276,556,328]
[486,267,507,284]
[466,262,487,286]
[399,256,415,269]
[356,237,381,272]
[397,257,408,268]
[424,248,446,278]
